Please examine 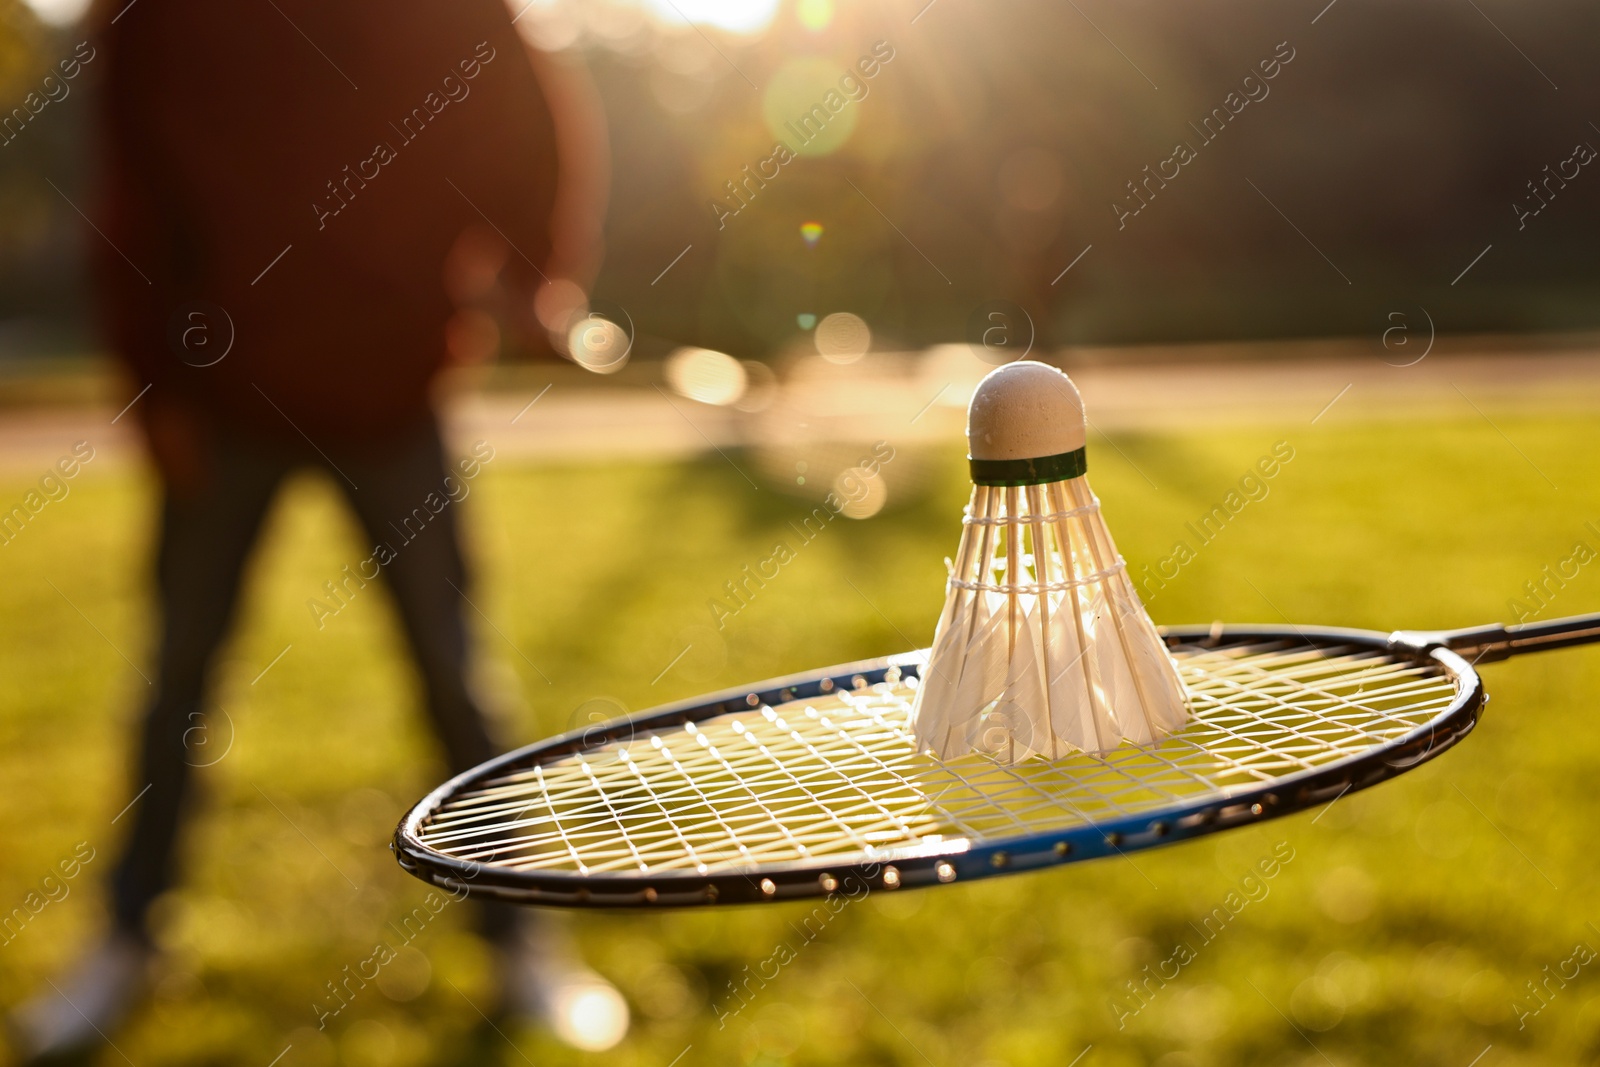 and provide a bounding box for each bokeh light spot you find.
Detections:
[734,359,778,412]
[665,346,748,405]
[834,466,888,519]
[797,0,834,32]
[566,307,633,375]
[814,312,871,363]
[800,221,824,247]
[550,981,630,1052]
[797,312,817,330]
[762,58,860,158]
